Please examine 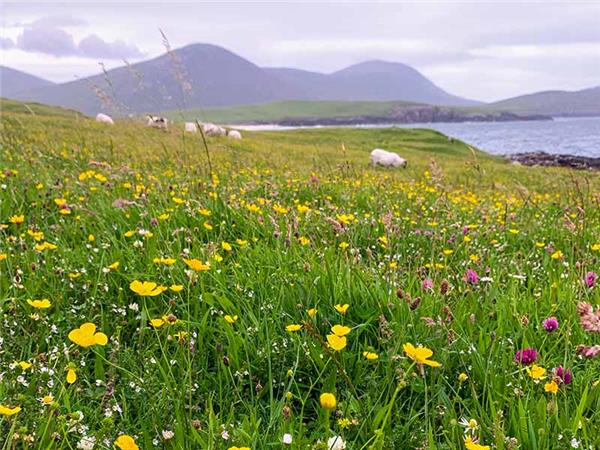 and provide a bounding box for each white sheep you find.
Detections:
[184,122,198,133]
[201,123,227,136]
[95,113,114,125]
[147,115,168,130]
[370,149,407,168]
[227,129,242,140]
